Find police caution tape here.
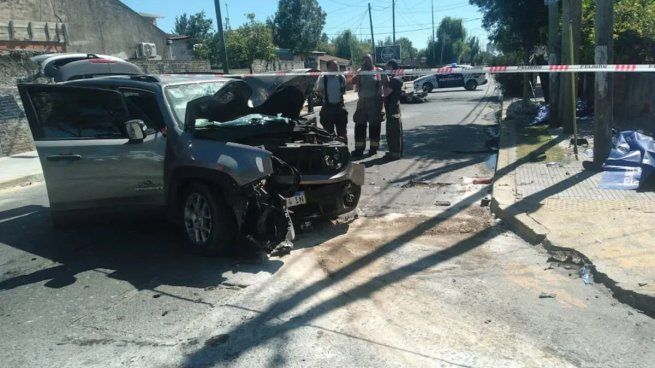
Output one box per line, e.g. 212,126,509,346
216,64,655,78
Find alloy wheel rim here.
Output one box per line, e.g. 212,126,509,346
184,193,212,245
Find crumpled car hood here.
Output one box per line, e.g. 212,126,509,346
184,73,318,129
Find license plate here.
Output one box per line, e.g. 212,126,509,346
286,191,307,208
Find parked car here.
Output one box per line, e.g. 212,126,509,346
18,55,364,255
413,66,487,93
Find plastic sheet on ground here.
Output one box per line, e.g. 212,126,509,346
529,103,550,126
600,131,655,190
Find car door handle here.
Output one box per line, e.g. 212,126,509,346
46,154,82,162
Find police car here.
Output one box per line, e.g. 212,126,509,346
413,64,487,93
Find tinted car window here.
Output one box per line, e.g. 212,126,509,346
30,88,127,140
121,89,165,129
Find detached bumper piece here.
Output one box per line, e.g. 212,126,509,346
237,180,295,256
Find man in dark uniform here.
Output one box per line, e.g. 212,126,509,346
314,60,348,142
352,54,384,157
383,59,404,160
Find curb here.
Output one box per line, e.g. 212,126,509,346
491,99,655,318
0,173,43,191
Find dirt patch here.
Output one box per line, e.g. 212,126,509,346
312,206,495,276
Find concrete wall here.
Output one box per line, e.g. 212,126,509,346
0,0,170,59
0,53,37,156
613,74,655,135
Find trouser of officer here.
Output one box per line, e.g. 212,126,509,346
319,104,348,142
353,97,383,154
385,100,403,158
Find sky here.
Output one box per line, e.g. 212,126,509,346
121,0,490,51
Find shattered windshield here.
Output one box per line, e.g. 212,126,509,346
164,81,226,128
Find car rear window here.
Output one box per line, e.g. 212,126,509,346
29,87,128,140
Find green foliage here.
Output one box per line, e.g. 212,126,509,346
182,12,275,70
396,37,418,60
423,17,469,66
580,0,655,63
490,51,525,96
223,14,276,71
333,30,372,63
459,36,482,64
436,17,468,64
271,0,327,54
173,11,215,55
468,0,548,59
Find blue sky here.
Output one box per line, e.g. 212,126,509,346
121,0,489,50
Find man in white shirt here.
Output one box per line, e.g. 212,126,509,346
315,60,348,142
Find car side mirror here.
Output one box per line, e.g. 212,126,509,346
125,119,146,142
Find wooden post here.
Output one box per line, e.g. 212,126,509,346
557,0,571,128
593,0,614,166
548,0,559,125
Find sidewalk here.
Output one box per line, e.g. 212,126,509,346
0,151,43,190
493,100,655,316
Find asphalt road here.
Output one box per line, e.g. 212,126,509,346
1,83,654,368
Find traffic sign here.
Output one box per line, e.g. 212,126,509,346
375,45,401,63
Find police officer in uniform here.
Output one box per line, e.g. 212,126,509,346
314,60,348,142
352,54,384,157
383,59,403,160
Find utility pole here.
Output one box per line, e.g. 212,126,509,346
392,0,396,45
368,3,375,61
558,0,571,129
547,0,559,125
431,0,435,41
561,0,581,133
593,0,614,167
432,0,436,65
213,0,229,73
224,2,230,30
440,31,446,65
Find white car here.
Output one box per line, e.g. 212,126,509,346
413,66,487,93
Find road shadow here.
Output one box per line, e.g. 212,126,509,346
0,205,345,293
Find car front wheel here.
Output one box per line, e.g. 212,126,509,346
422,82,434,93
465,80,478,91
181,183,236,256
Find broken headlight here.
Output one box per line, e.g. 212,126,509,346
323,149,346,171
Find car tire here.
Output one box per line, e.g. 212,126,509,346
181,183,237,256
422,82,434,93
465,80,478,91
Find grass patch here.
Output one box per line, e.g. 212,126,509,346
515,124,565,163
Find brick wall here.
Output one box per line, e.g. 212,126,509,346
131,60,211,74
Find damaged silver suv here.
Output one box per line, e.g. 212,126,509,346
18,57,364,255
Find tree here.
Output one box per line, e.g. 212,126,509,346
173,11,214,50
434,17,467,65
333,30,371,63
223,14,276,72
580,0,655,64
270,0,327,54
468,0,548,62
396,37,418,61
459,36,481,64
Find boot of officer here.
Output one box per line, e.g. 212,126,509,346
352,54,384,157
383,59,404,161
314,60,348,142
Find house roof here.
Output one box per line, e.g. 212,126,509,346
317,55,350,64
138,12,164,19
